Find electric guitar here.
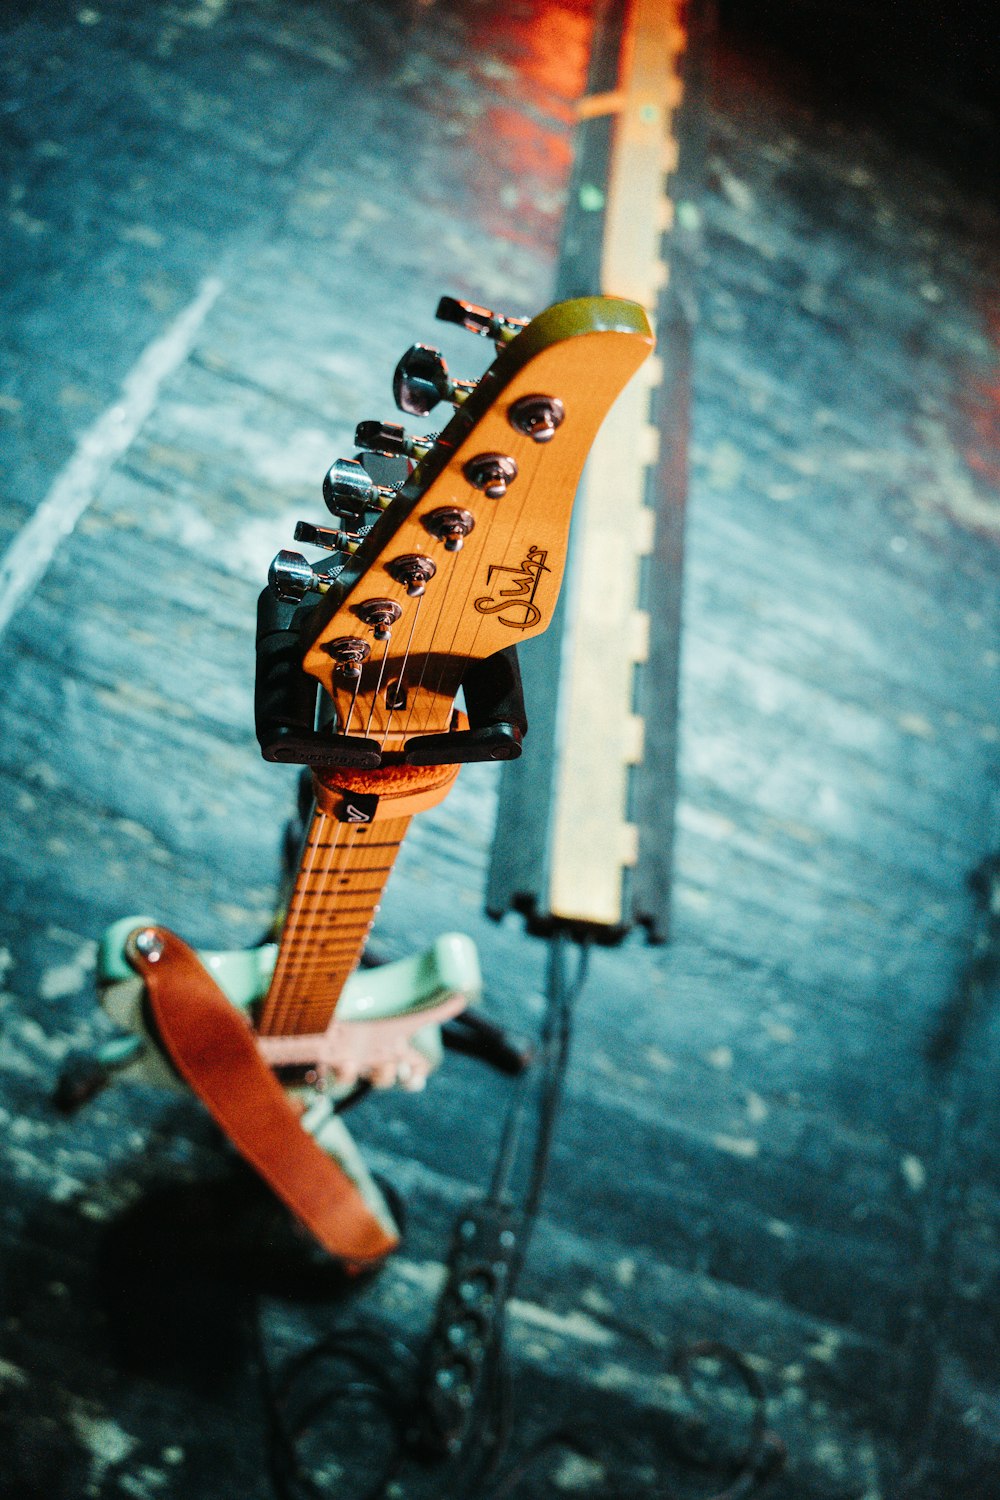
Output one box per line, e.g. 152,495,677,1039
86,294,654,1258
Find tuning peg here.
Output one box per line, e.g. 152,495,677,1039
464,452,518,499
293,521,361,553
322,458,394,520
354,420,436,461
268,549,332,602
385,553,437,597
436,295,528,345
507,393,565,444
392,345,476,418
322,636,371,681
354,598,404,641
423,506,475,552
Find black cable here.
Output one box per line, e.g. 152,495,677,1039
255,1318,416,1500
477,1339,783,1500
488,931,588,1219
668,1341,787,1500
519,932,587,1234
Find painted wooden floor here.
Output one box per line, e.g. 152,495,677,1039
1,3,998,1498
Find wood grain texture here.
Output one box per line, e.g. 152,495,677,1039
259,762,459,1035
301,300,653,748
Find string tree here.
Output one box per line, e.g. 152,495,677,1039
393,344,476,417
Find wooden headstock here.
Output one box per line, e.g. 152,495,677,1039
258,295,654,769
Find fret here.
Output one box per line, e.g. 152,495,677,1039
284,903,383,914
274,956,363,966
277,948,366,959
336,841,402,849
257,796,411,1037
257,762,461,1037
295,876,389,888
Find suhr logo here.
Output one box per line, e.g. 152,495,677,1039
474,546,550,630
336,790,379,825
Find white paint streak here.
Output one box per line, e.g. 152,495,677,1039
0,276,223,642
508,1299,616,1347
551,1452,606,1491
68,1407,139,1487
389,1255,447,1294
713,1133,760,1159
0,1358,28,1387
901,1153,927,1192
38,944,97,1001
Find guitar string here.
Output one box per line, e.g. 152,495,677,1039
276,813,406,1038
379,401,513,746
298,497,431,1018
272,371,546,1033
277,805,379,1037
342,376,518,746
346,337,571,746
283,814,366,1037
266,802,345,1037
394,568,446,742
406,372,554,737
275,398,548,1032
373,521,461,748
380,591,423,751
364,408,483,747
342,674,362,739
418,441,541,735
395,493,486,745
313,819,406,1033
356,476,537,1003
364,633,393,739
276,813,358,1038
312,820,374,1027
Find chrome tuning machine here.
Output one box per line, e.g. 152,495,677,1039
354,420,436,462
436,295,528,346
393,344,476,418
322,457,395,521
268,549,332,603
293,521,360,553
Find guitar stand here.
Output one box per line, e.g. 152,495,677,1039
255,583,528,771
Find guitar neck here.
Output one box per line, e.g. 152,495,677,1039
257,761,460,1037
255,293,654,1037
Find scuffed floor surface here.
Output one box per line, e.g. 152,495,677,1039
1,3,999,1498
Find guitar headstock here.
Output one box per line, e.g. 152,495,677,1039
256,294,654,771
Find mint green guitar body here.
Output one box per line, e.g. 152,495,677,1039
93,916,482,1234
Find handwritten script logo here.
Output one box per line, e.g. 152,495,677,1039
474,546,550,630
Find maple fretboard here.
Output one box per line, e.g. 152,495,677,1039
257,762,461,1037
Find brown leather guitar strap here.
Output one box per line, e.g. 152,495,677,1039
126,925,399,1269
